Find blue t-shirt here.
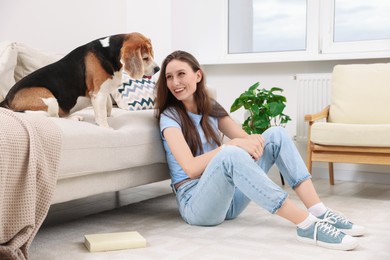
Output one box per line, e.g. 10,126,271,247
159,108,219,185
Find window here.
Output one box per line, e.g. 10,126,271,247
321,0,390,54
334,0,390,42
226,0,390,63
228,0,307,54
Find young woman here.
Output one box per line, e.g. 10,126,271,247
155,50,364,251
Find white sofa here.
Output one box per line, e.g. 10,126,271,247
0,41,170,204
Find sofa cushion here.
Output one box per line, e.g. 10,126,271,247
14,42,62,81
329,63,390,124
0,42,17,101
50,107,166,179
0,42,63,101
111,73,156,111
311,122,390,147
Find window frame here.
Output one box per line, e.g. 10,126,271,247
217,0,390,65
320,0,390,55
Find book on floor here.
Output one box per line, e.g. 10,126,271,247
84,231,146,252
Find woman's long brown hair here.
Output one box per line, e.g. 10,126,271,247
155,50,228,156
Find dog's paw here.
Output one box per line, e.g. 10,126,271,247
68,115,84,121
97,123,113,130
95,120,112,129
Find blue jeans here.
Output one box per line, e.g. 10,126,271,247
175,126,311,226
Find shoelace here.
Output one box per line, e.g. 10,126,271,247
313,217,341,243
324,210,349,225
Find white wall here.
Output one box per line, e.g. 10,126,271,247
171,0,226,63
0,0,171,63
125,0,171,66
0,0,127,53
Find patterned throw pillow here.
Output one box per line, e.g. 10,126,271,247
112,75,156,111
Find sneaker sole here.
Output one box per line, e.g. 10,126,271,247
297,236,358,251
339,228,365,237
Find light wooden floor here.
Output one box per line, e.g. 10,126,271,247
32,173,390,260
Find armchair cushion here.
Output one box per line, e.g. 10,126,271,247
311,122,390,147
329,63,390,124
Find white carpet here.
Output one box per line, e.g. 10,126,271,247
30,179,390,260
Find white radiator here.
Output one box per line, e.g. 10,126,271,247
295,73,332,142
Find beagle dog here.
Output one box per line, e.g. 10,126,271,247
0,32,160,127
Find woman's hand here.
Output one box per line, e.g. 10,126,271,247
245,134,265,160
227,134,265,161
218,116,265,160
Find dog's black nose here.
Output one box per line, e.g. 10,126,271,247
154,66,160,74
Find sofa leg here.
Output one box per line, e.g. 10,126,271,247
329,162,334,185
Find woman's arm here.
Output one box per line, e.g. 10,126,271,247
218,115,248,139
163,127,223,179
163,115,265,179
219,115,265,160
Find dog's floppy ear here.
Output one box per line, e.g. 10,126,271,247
121,44,144,79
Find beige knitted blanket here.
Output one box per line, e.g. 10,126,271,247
0,108,62,260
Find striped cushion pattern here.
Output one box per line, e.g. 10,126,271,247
114,78,155,111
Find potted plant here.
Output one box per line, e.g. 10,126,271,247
230,82,291,134
230,82,291,185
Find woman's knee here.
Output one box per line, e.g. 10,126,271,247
217,145,253,168
264,126,286,138
219,145,248,159
263,126,290,146
187,214,225,226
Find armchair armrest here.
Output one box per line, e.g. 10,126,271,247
305,105,330,173
304,105,330,123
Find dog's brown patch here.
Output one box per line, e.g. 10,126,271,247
10,87,54,111
84,52,111,96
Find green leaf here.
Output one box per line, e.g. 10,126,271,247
252,114,269,127
280,114,292,124
269,87,284,93
230,97,246,112
230,81,291,132
269,102,285,117
248,82,260,93
250,104,260,115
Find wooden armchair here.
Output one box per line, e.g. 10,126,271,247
305,63,390,185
